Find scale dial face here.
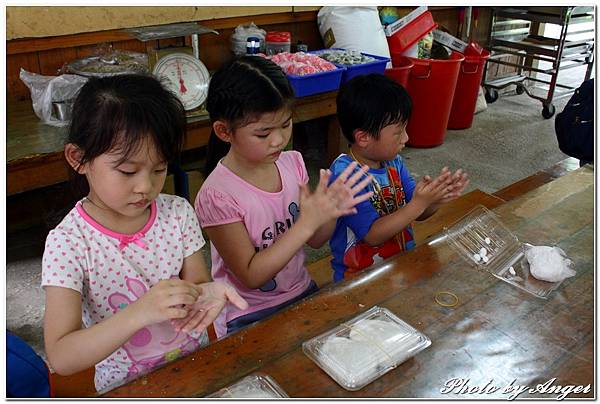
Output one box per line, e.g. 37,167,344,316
153,52,209,111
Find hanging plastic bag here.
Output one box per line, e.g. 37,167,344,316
231,22,267,56
317,7,391,66
19,68,88,127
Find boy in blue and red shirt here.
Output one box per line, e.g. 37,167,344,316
329,74,470,281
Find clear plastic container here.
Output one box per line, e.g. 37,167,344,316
265,31,291,55
444,205,565,299
206,374,289,398
302,306,431,391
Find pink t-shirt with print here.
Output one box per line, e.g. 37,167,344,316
41,194,207,392
195,151,312,338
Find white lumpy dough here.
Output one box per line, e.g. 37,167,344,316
319,319,418,385
227,386,279,398
320,336,383,383
525,245,575,282
349,319,414,354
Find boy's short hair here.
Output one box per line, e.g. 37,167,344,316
337,74,412,144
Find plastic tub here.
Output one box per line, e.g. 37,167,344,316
444,205,566,299
447,49,491,129
303,306,431,391
311,48,390,84
286,66,345,97
384,56,413,88
207,374,289,398
405,51,464,147
386,11,437,54
266,31,291,55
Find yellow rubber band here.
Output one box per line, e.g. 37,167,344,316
434,291,459,307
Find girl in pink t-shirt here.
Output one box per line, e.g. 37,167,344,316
42,75,247,392
195,56,373,338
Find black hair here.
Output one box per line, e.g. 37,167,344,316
67,74,186,197
204,56,294,176
337,74,412,144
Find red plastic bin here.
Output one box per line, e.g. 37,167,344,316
405,52,465,148
384,56,413,88
386,11,437,54
447,49,491,129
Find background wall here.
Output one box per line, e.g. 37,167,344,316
7,6,320,40
7,6,492,101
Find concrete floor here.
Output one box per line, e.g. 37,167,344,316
6,67,589,363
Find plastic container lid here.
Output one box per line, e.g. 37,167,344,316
266,31,291,43
302,306,431,391
444,205,565,299
206,374,289,398
445,205,521,271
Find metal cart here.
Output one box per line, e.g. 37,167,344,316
483,6,594,119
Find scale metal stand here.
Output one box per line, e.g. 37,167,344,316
125,22,219,199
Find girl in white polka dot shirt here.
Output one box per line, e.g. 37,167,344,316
41,75,247,392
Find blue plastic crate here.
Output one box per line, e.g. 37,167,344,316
310,48,390,84
286,66,345,98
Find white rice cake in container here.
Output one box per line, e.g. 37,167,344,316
207,374,289,398
302,306,431,391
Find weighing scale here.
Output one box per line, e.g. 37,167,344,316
126,22,218,116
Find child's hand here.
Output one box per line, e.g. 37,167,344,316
171,281,248,333
298,162,373,231
326,162,374,213
413,168,454,208
131,279,200,327
423,167,470,205
440,168,469,203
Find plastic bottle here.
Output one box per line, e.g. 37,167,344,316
246,36,261,55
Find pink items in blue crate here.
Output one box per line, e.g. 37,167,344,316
311,48,390,84
267,51,337,75
264,52,344,97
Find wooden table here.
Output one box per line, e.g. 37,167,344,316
7,91,339,196
103,166,593,399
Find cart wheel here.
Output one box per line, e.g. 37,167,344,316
485,88,499,103
542,104,556,119
515,84,525,95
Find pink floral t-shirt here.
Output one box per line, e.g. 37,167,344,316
41,194,207,392
195,151,312,338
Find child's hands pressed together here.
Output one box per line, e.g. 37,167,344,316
298,162,373,231
421,167,470,205
172,282,248,333
413,168,454,208
439,168,469,203
130,279,201,327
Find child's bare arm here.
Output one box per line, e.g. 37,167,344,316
204,164,372,288
363,171,453,246
44,280,200,375
204,220,315,289
180,250,212,284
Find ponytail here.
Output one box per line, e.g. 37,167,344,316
204,56,294,175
